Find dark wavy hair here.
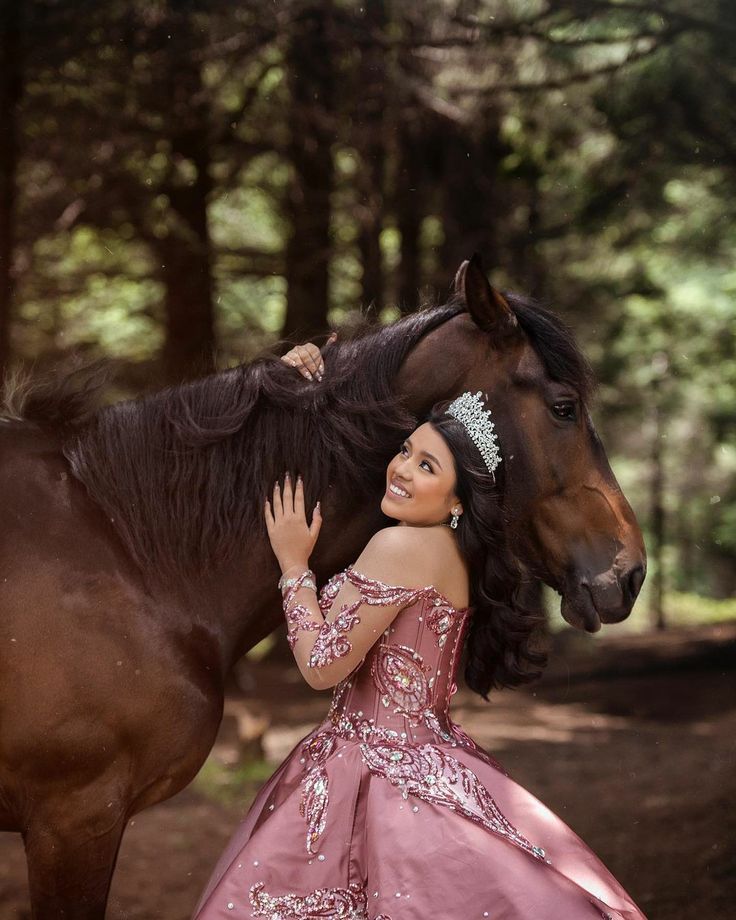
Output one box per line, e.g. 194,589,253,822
424,400,549,700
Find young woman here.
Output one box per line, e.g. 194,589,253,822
191,346,647,920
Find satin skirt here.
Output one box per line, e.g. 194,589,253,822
191,718,647,920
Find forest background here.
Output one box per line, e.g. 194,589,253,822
3,0,735,628
0,2,735,918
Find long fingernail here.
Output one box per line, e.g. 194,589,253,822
306,371,313,380
319,364,324,374
285,471,290,480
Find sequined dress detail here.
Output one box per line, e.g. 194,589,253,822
192,566,647,920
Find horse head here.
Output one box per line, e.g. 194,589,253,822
399,255,646,633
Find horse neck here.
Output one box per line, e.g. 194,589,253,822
162,542,282,680
394,311,477,413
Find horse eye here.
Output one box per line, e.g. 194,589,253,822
552,402,576,420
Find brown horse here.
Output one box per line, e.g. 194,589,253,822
0,256,645,918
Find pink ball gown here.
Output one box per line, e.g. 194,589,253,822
192,566,648,920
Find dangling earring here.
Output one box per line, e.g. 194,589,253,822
450,508,460,529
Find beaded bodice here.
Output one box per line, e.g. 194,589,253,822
319,565,472,746
295,566,538,865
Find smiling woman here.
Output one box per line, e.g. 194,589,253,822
382,424,464,531
192,351,647,919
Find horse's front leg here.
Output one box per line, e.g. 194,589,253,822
23,787,128,920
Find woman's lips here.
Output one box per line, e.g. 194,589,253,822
386,480,411,500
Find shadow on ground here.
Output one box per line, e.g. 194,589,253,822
0,623,733,919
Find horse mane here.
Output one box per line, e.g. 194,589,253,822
60,303,466,582
0,358,112,427
2,291,595,584
505,292,596,405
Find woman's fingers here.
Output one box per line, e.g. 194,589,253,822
309,501,322,539
294,474,306,519
283,337,336,381
281,346,311,380
301,344,322,378
264,498,274,531
293,346,313,380
282,472,294,514
284,344,319,381
272,480,283,517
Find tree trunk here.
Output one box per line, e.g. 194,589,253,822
395,126,422,314
158,0,216,382
158,223,215,383
525,178,546,299
282,2,336,340
508,169,546,299
439,113,506,281
649,379,666,629
0,0,23,375
356,0,386,314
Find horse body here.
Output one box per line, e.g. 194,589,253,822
0,421,227,909
0,258,646,917
0,419,400,916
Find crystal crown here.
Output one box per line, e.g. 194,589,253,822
445,391,502,481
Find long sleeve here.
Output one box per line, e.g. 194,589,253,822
282,566,429,690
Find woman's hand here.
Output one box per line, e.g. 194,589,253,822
281,332,337,381
264,473,322,573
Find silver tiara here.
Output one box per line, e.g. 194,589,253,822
445,391,502,482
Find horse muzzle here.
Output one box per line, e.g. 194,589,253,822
560,561,647,633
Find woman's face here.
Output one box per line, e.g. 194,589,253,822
381,422,463,526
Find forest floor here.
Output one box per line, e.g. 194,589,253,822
0,621,734,920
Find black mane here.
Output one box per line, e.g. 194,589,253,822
506,292,595,404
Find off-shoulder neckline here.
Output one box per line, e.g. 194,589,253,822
344,564,470,614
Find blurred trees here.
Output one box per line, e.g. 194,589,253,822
0,0,734,612
0,0,23,372
283,0,336,338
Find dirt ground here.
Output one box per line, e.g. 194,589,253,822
0,622,734,920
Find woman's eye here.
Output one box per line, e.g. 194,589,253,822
421,460,433,473
552,402,576,420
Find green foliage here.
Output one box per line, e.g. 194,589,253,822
4,0,734,615
664,592,736,627
15,227,162,362
193,753,274,807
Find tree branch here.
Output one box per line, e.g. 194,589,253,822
449,36,667,94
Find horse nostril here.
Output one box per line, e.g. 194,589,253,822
627,564,646,600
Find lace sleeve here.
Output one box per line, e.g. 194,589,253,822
308,566,433,672
342,566,430,607
286,559,445,690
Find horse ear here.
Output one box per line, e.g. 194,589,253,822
452,260,469,297
461,253,518,336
